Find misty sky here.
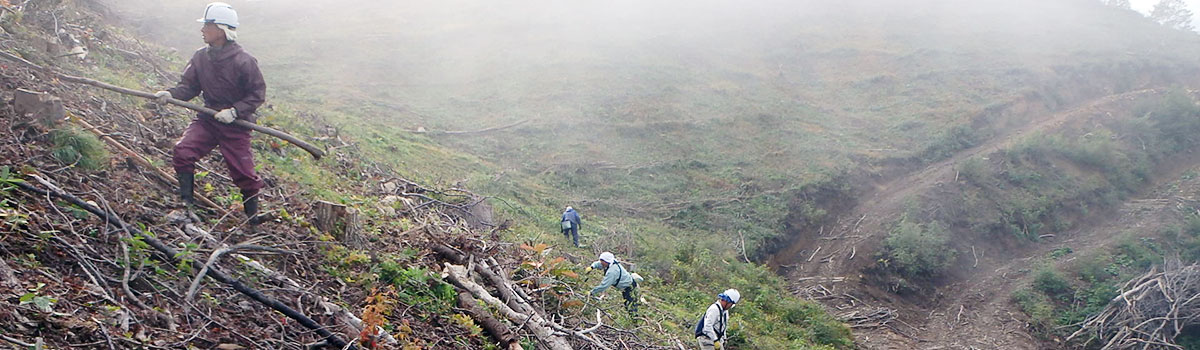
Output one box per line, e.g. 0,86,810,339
1130,0,1200,26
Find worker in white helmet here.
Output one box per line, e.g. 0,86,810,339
588,251,643,313
155,2,267,229
694,289,739,350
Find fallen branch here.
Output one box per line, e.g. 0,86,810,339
456,292,522,350
432,244,526,312
0,334,36,348
1067,259,1200,349
0,50,325,159
15,174,353,349
409,119,528,135
442,263,572,350
186,243,290,302
840,307,897,329
547,309,615,350
178,223,391,346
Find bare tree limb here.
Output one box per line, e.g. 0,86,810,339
186,243,291,302
14,174,354,349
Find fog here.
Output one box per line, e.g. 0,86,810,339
105,0,1192,134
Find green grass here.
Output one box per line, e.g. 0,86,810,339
79,0,1200,347
49,125,109,171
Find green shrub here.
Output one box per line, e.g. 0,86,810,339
49,126,108,171
957,157,991,185
1183,214,1200,262
1012,288,1056,336
375,259,457,315
1032,267,1071,298
881,220,957,278
1144,89,1200,151
920,124,980,163
1179,327,1200,350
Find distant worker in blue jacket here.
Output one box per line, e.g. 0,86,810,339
588,252,643,313
561,206,582,247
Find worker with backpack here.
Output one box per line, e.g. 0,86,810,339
695,289,739,350
588,252,643,313
561,206,582,247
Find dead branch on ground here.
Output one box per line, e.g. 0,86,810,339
14,174,355,349
1066,258,1200,350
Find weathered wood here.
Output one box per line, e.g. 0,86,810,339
0,51,325,159
442,263,573,350
0,258,20,291
12,88,64,126
407,119,528,135
457,292,522,350
314,200,364,248
15,174,354,349
1067,259,1200,349
431,244,526,313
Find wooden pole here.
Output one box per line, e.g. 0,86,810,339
0,51,325,160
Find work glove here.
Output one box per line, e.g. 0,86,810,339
214,108,237,124
714,340,722,349
585,266,593,272
153,91,171,104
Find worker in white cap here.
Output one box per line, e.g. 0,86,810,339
694,289,739,350
588,252,643,313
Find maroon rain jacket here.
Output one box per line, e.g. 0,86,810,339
168,42,266,123
168,42,267,195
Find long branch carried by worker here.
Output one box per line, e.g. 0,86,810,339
0,49,324,160
0,3,328,230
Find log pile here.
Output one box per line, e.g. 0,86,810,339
432,242,625,350
1067,259,1200,350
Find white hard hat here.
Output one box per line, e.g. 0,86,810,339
197,2,239,28
598,252,615,263
720,289,740,304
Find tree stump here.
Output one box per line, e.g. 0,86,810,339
12,88,65,127
464,197,495,230
314,200,364,248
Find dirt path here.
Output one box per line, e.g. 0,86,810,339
770,88,1200,349
904,152,1200,350
774,88,1160,277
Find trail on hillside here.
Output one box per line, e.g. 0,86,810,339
774,88,1159,276
771,88,1200,349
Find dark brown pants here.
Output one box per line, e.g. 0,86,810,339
173,119,263,197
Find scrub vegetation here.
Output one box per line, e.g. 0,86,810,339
4,0,1200,348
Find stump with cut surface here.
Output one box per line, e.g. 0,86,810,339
12,88,64,126
314,200,364,248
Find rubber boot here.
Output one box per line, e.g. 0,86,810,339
177,172,199,222
244,195,261,230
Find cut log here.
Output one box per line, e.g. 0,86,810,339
457,292,522,350
12,88,64,126
314,200,364,248
431,244,528,313
442,263,572,350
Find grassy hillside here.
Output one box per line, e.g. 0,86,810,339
100,0,1200,348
